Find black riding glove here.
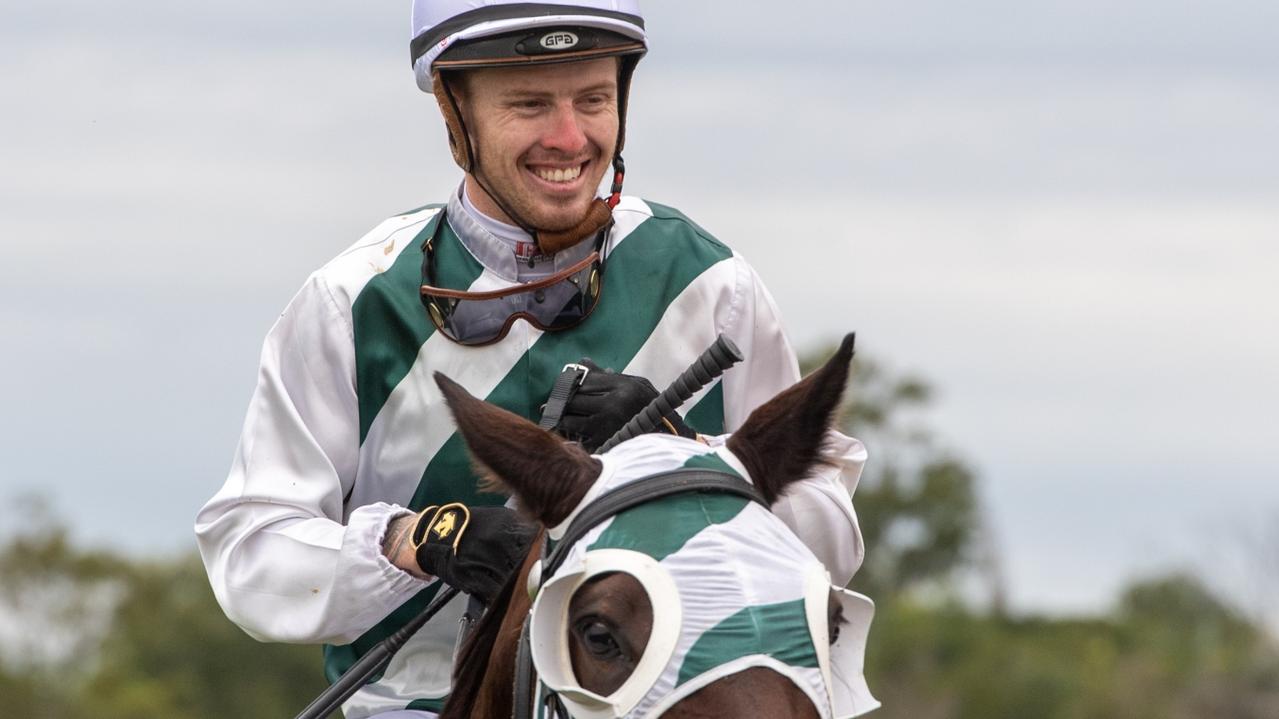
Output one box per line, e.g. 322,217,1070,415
411,504,535,605
553,358,696,452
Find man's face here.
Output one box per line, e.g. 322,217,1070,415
456,57,620,232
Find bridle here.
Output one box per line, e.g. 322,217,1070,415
512,468,768,719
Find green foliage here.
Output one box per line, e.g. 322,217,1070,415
800,346,984,599
864,578,1279,719
0,518,327,719
1116,574,1270,681
82,557,327,719
0,669,80,719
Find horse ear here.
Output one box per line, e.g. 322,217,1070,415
727,333,855,505
434,372,602,526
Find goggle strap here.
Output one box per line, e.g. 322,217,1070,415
538,364,591,431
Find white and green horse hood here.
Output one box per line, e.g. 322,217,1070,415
527,434,879,718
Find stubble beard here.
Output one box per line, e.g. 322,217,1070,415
507,184,593,232
474,150,608,233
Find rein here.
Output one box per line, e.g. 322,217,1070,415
512,468,768,719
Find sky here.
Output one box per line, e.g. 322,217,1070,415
1,1,1277,619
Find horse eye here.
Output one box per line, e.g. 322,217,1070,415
576,620,622,660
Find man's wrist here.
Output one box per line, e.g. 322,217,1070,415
382,514,430,580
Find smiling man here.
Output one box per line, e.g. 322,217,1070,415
195,2,872,718
455,58,620,232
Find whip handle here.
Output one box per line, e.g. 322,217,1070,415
598,334,743,453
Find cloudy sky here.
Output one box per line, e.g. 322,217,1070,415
2,1,1276,618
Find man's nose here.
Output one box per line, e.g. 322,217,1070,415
541,101,588,155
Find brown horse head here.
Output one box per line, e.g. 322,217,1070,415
436,334,873,718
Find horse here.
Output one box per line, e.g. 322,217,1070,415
432,335,877,718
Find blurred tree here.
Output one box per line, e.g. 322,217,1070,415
0,508,328,719
1116,572,1279,714
0,496,130,672
865,574,1279,719
82,554,328,719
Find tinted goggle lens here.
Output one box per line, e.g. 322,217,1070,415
420,251,603,346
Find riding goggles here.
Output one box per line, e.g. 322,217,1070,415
419,212,606,346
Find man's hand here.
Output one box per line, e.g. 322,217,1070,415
553,359,696,452
383,504,534,604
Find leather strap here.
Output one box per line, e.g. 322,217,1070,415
538,363,591,431
544,691,568,718
512,616,536,719
544,469,766,580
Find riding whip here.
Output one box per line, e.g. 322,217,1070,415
293,585,461,719
597,334,743,453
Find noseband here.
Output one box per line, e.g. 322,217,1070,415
512,468,768,719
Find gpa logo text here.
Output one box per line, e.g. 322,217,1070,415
540,31,579,50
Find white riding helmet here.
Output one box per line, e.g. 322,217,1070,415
410,1,648,252
411,0,647,92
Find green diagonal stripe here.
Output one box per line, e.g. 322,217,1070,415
683,380,725,436
588,492,749,561
677,599,820,686
586,453,744,560
680,451,741,477
353,209,485,443
405,697,448,712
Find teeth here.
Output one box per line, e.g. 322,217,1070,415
536,166,581,183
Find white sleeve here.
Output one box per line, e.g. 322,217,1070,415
716,255,868,585
195,273,428,645
768,431,867,585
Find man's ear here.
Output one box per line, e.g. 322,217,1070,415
727,334,855,505
434,372,601,526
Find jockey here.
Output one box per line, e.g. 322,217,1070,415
195,2,870,717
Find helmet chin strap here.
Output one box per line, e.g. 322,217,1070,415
433,70,627,256
470,157,622,257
